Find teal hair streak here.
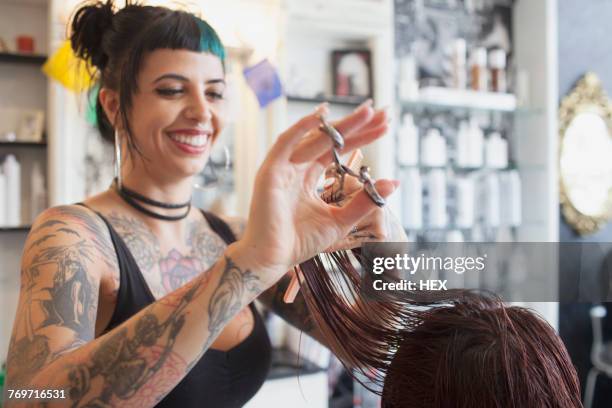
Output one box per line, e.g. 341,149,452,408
195,17,226,62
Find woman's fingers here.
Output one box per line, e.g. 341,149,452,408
316,122,388,166
269,104,329,163
302,119,388,188
331,179,398,231
289,101,377,164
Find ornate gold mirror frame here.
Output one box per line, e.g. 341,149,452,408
559,72,612,235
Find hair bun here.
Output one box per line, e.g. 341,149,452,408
70,0,115,69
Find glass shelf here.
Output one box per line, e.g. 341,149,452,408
0,52,47,65
396,163,526,172
399,87,541,116
286,94,368,107
0,141,47,148
401,100,542,116
0,225,31,232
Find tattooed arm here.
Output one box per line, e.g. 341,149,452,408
221,215,326,345
5,206,277,408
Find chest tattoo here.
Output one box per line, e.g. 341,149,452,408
107,212,227,296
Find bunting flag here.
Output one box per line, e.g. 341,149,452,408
42,40,95,92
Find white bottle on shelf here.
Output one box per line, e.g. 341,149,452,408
3,154,21,227
456,175,475,229
402,168,423,230
446,229,465,242
30,162,46,221
452,38,467,89
399,54,419,100
467,118,484,167
485,132,508,169
484,172,500,228
422,128,447,167
0,168,6,226
470,47,488,92
427,169,447,228
398,113,419,166
489,48,507,93
456,120,470,168
500,170,522,226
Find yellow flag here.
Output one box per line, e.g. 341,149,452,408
42,40,96,92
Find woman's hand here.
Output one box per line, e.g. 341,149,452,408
321,173,408,252
238,101,397,287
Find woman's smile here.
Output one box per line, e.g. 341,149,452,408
166,128,212,155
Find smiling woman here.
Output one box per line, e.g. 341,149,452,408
4,1,399,407
118,50,226,182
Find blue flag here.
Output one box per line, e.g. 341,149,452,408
243,59,283,108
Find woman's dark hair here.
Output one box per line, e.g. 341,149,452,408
69,0,225,151
297,253,582,407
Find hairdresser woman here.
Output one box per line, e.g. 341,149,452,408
5,2,402,408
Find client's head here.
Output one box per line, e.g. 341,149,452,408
381,294,581,408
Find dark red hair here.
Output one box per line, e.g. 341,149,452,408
297,252,582,408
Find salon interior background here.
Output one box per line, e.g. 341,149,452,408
0,0,612,407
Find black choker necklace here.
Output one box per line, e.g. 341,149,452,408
114,180,191,221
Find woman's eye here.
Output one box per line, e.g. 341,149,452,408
156,88,184,96
206,91,224,100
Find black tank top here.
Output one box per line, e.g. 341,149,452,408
81,204,272,407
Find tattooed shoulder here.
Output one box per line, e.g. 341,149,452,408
29,205,118,271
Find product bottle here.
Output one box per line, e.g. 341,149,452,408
485,132,508,169
402,168,423,230
484,172,500,228
489,48,507,93
456,121,470,168
456,175,475,228
500,169,522,226
422,128,447,167
467,118,484,167
3,154,21,226
470,47,488,92
399,54,419,100
0,168,6,226
427,169,447,228
452,38,467,89
398,113,419,166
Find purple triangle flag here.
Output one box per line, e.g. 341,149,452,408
243,59,283,108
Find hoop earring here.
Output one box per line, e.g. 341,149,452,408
114,130,122,190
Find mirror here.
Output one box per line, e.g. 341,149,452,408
560,72,612,235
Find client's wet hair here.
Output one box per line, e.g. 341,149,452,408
297,252,582,408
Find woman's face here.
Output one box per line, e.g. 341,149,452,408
127,48,226,180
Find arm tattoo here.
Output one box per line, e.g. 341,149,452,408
66,282,199,406
65,256,259,406
8,215,105,388
204,256,261,350
184,256,261,371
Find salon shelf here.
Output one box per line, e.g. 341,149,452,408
0,52,47,65
400,87,541,115
286,94,369,107
397,163,528,172
0,141,47,148
0,225,31,232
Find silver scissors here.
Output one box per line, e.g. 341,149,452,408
318,115,385,207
